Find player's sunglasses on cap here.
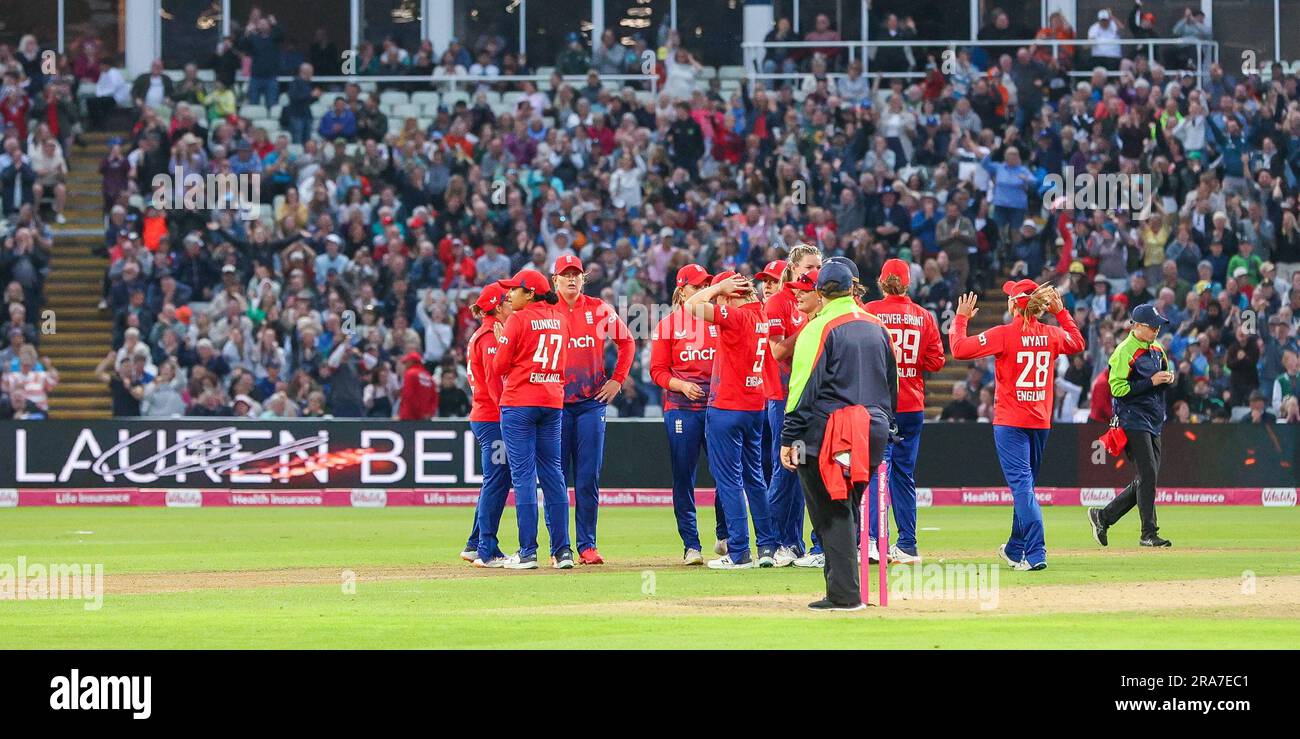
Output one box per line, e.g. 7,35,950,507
788,268,819,292
475,282,508,312
676,263,710,287
880,258,910,286
756,260,787,282
502,269,552,294
1002,278,1040,309
552,255,584,275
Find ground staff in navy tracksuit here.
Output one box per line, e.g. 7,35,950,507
551,255,635,565
1090,304,1174,548
685,271,779,569
463,283,512,567
492,269,574,570
650,264,728,563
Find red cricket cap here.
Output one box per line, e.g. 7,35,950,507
710,270,738,286
475,282,508,313
676,263,710,288
501,269,552,294
552,255,584,275
401,351,423,364
1003,279,1040,309
788,268,819,292
880,258,910,286
756,259,787,282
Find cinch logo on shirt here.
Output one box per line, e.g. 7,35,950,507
679,347,715,363
570,335,596,349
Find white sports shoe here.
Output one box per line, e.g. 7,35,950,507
706,554,756,570
458,548,477,563
997,544,1032,571
772,546,798,567
682,549,703,566
503,553,539,570
792,552,825,568
713,539,728,556
867,538,880,563
473,556,508,569
889,545,921,564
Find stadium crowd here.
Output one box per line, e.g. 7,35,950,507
1,3,1299,424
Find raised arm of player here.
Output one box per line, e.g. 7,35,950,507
949,292,1002,360
1047,290,1087,356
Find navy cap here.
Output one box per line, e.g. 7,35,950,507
1131,304,1169,327
816,262,855,293
824,256,859,280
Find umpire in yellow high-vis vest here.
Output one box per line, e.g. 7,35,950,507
1089,304,1174,549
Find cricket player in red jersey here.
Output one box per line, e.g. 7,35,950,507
865,258,946,564
752,258,787,482
949,279,1086,571
552,255,635,564
650,263,728,564
462,282,513,567
762,245,822,566
684,271,779,569
492,269,574,570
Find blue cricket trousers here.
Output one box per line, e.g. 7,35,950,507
469,420,510,562
868,410,925,551
665,409,728,551
500,406,571,559
561,397,606,553
993,425,1050,566
766,399,810,554
705,407,777,561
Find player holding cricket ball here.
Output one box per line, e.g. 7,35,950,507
493,269,574,570
949,280,1086,571
866,258,946,564
552,255,635,565
650,264,729,564
685,271,780,569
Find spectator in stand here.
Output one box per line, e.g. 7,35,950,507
238,12,284,108
940,381,979,421
1086,9,1124,71
438,368,471,417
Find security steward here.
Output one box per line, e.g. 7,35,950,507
780,263,897,611
1090,304,1174,548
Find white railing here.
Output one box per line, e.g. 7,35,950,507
742,37,1220,89
234,72,659,99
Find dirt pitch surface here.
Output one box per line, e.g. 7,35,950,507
75,558,1300,619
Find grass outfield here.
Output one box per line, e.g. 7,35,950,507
0,505,1297,649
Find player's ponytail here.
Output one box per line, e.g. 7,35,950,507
537,290,560,305
879,274,907,296
671,286,684,305
781,243,822,285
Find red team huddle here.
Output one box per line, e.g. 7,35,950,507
458,247,1086,575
